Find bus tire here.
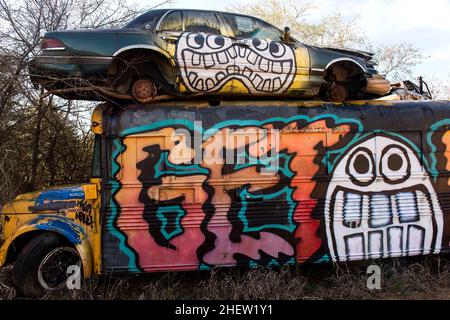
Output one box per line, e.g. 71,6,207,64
13,232,82,297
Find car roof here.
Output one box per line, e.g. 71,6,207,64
141,8,283,32
143,8,272,23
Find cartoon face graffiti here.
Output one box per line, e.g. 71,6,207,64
324,134,444,262
176,33,296,94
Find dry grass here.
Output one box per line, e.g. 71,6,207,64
2,255,450,300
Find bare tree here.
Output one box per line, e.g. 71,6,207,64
228,0,315,33
227,0,367,48
0,0,171,201
373,43,425,81
425,75,450,100
227,0,425,81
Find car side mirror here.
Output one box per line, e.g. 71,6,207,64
418,76,433,100
283,26,291,42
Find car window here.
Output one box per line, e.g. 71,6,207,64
184,11,222,34
223,14,283,41
159,11,183,31
123,9,166,29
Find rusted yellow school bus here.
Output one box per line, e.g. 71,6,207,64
1,99,450,296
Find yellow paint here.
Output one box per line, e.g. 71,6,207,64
77,238,94,278
165,46,176,59
0,181,103,277
178,82,188,93
294,46,310,68
89,178,102,274
176,44,312,95
222,80,237,93
231,80,250,94
91,106,103,134
286,46,311,93
179,79,236,94
289,74,310,92
83,184,98,200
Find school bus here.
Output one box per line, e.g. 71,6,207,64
1,99,450,297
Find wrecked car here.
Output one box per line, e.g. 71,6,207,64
30,9,390,103
378,77,433,101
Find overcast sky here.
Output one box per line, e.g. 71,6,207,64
154,0,450,80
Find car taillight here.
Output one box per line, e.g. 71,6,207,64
40,38,66,51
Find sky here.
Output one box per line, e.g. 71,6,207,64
150,0,450,80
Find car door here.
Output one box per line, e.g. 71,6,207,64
221,13,310,96
175,10,236,94
156,10,184,59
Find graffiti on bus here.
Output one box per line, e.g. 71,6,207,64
324,133,443,261
108,114,448,271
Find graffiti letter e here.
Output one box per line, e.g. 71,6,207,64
366,265,381,290
66,265,81,290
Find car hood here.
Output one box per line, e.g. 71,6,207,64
321,47,374,61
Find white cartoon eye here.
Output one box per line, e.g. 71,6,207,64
268,41,286,58
380,145,410,183
252,38,268,51
186,33,205,49
346,147,375,186
206,35,226,49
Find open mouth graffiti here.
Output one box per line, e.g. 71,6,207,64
329,185,440,260
324,134,444,262
176,33,296,94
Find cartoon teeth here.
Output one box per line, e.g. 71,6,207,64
177,33,296,94
324,135,444,262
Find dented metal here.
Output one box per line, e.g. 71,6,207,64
0,182,101,277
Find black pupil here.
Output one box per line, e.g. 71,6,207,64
252,38,261,47
194,34,204,46
269,41,279,54
388,154,403,171
215,36,224,46
354,154,370,174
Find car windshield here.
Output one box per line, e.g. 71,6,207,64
123,9,166,29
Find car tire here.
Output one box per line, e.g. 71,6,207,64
131,79,158,104
13,232,82,298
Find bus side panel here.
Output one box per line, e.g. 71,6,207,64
101,102,450,272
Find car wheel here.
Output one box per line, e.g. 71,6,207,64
131,79,157,104
13,233,82,298
326,83,347,102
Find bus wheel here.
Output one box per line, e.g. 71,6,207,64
13,233,82,297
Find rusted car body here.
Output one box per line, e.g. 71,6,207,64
29,9,390,103
379,78,433,101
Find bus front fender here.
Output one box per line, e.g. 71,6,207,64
0,215,94,278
